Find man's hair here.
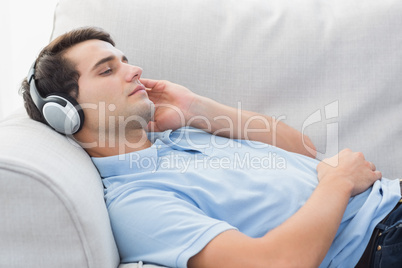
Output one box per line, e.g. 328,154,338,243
20,27,115,124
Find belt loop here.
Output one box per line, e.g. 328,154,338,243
399,179,402,201
376,223,387,232
399,179,402,194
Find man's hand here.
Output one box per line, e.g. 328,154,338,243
141,79,198,132
317,148,382,196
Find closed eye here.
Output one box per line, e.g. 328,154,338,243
100,68,112,75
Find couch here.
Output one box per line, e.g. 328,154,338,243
1,0,401,267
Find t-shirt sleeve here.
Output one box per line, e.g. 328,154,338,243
106,188,236,268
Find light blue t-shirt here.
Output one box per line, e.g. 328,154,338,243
92,127,401,268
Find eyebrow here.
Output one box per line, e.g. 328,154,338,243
91,55,129,71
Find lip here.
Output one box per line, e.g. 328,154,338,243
128,84,146,96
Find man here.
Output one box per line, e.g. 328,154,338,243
21,27,401,267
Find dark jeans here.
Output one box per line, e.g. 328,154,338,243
372,200,402,267
356,180,402,268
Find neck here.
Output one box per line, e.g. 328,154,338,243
74,127,152,157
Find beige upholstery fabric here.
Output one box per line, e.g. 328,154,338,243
51,0,402,178
0,111,119,268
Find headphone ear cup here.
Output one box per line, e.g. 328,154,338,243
42,94,85,135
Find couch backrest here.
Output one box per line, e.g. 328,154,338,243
51,0,402,179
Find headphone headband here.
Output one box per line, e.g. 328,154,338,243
28,62,46,110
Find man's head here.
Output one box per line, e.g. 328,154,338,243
64,37,153,139
21,27,154,156
21,27,115,128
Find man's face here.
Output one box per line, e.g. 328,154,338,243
65,39,154,135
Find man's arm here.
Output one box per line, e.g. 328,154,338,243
188,149,382,267
189,96,316,158
141,79,316,158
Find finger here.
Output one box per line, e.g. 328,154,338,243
368,161,376,171
373,170,382,180
145,121,153,132
140,78,159,89
146,121,161,132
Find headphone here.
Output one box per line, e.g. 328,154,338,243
27,62,85,135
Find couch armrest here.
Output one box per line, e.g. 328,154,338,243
0,111,119,268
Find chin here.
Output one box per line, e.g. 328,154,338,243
124,102,154,130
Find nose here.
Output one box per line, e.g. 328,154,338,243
125,64,143,82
